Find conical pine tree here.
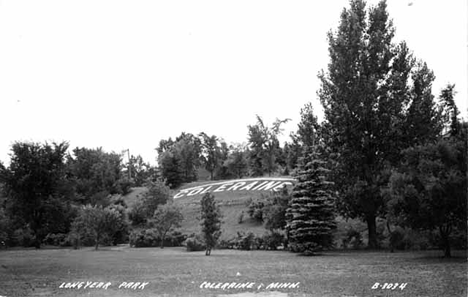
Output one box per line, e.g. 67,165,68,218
286,146,336,255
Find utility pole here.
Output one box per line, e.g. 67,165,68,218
123,149,131,180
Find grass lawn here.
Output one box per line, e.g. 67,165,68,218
0,247,466,297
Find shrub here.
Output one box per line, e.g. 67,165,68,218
13,228,35,247
262,232,285,250
218,238,237,249
289,242,322,255
129,229,186,248
167,231,187,247
236,231,255,250
253,236,264,250
389,228,405,251
247,201,265,222
43,233,69,246
128,201,147,226
115,178,133,195
387,228,432,251
428,229,467,251
341,229,363,250
450,228,467,249
184,234,206,252
129,229,159,247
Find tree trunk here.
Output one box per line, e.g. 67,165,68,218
34,238,41,249
95,234,99,250
160,237,165,249
386,220,394,253
439,225,452,258
366,215,379,249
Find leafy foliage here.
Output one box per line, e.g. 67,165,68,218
125,154,159,186
129,229,186,248
199,133,223,180
223,143,249,179
385,135,467,257
247,200,266,222
67,147,128,203
149,203,183,248
127,200,147,226
141,180,172,220
0,141,71,248
247,115,290,176
263,186,291,231
71,204,125,250
157,133,201,187
158,150,183,188
184,234,206,252
318,0,444,248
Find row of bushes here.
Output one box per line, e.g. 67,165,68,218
339,226,467,251
182,231,287,252
218,231,286,250
7,225,466,252
129,229,187,248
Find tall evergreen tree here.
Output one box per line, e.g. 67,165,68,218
286,103,321,172
200,193,222,256
286,147,336,255
297,103,320,148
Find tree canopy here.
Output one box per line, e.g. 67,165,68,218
318,0,445,248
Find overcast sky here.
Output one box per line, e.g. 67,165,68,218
0,0,466,165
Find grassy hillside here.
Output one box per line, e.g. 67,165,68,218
122,178,368,245
174,189,269,239
122,187,148,209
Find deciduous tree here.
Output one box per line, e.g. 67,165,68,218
150,203,183,248
0,141,70,248
224,143,249,179
385,134,467,257
199,133,222,180
141,180,173,219
71,204,122,250
318,0,442,248
67,147,127,203
247,115,290,176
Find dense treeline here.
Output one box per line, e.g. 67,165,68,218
0,0,466,257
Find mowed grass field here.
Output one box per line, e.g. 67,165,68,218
0,247,466,297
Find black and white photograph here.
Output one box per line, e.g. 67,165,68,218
0,0,466,296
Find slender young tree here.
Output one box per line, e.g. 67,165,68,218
286,146,336,255
200,193,222,256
